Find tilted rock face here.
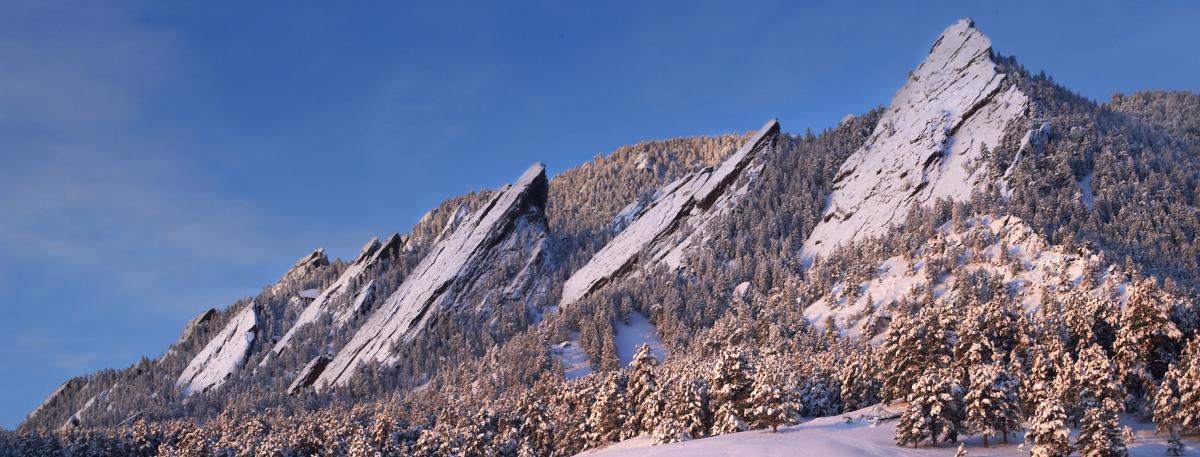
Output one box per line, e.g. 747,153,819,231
559,119,780,307
287,355,332,395
315,163,550,389
267,234,403,362
176,304,259,397
800,19,1029,262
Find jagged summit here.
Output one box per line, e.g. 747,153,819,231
800,18,1029,262
314,163,550,389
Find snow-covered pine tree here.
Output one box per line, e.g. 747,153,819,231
964,358,1022,446
1076,397,1129,457
1154,361,1184,435
1077,343,1122,411
880,306,957,401
1053,349,1083,427
839,354,880,411
627,343,663,435
1174,335,1200,434
585,373,629,447
895,369,965,448
516,400,554,456
1026,398,1070,457
747,363,798,432
1114,278,1182,410
678,376,711,440
710,347,754,435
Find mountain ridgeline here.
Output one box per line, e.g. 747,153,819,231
9,18,1200,457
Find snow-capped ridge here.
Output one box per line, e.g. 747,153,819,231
267,233,404,361
315,163,550,389
560,119,780,307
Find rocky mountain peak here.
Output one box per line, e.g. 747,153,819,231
800,18,1029,262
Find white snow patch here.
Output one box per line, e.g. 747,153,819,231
553,334,593,380
1078,173,1095,209
614,312,666,367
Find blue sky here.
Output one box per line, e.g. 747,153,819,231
1,1,1197,428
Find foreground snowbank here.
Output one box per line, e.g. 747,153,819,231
582,404,1197,456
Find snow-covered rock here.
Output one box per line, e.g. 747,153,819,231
316,163,551,389
560,119,780,307
268,234,403,361
177,308,217,346
287,355,331,395
271,248,329,293
801,19,1029,262
176,304,259,397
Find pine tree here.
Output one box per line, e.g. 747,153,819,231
1166,335,1200,435
627,344,663,435
955,443,968,457
964,359,1022,447
839,355,880,411
710,347,753,435
1154,361,1184,435
1076,398,1128,457
879,307,957,401
747,366,798,432
895,369,965,448
1113,279,1182,409
586,373,629,447
1026,399,1070,457
516,400,554,456
677,376,711,440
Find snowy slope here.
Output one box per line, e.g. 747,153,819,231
803,215,1127,340
801,19,1029,262
315,163,550,389
560,119,780,307
582,404,1198,457
175,304,258,397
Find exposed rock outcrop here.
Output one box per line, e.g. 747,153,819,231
271,248,329,293
176,304,259,397
800,19,1029,262
316,163,550,389
559,119,780,307
267,234,404,362
287,355,332,395
177,309,217,346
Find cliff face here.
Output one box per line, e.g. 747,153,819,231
315,163,551,389
559,119,780,307
801,19,1029,262
175,304,258,397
